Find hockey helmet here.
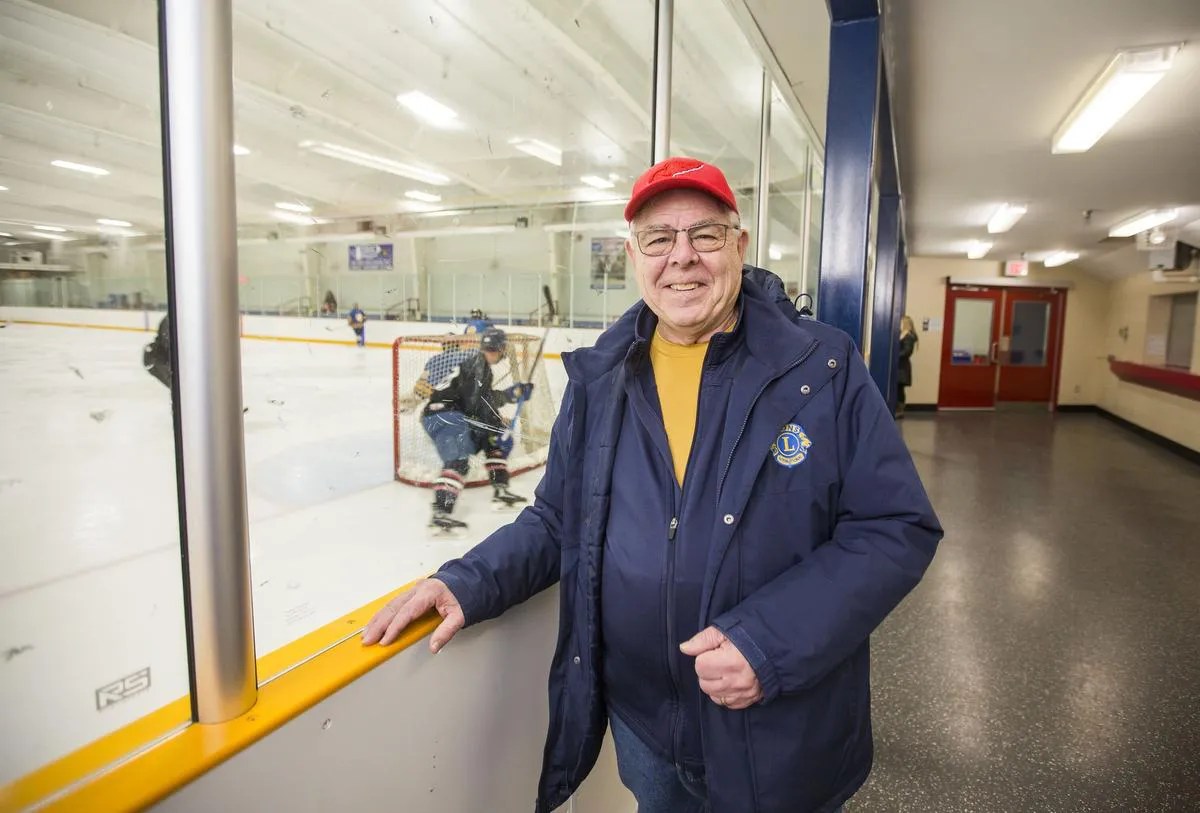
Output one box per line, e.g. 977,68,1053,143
480,327,507,352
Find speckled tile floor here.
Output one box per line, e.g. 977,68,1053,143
847,412,1200,813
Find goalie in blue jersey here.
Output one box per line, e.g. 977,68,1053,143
405,328,534,531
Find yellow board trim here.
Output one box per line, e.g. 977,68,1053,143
5,318,563,358
0,580,438,813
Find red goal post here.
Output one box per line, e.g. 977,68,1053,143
392,332,555,488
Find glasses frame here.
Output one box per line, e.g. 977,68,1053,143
634,222,741,257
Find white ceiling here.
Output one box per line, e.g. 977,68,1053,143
881,0,1200,277
1,0,817,249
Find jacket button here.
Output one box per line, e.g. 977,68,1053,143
723,514,735,525
800,384,811,395
573,655,581,665
827,358,838,369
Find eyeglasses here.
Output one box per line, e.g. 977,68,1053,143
634,223,740,257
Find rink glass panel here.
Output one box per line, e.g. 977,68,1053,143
0,0,192,789
228,0,654,682
767,84,815,302
669,0,766,237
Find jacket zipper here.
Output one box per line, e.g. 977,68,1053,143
715,342,820,505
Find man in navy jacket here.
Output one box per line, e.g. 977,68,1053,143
364,157,942,812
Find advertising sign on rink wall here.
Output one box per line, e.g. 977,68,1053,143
348,243,393,270
590,237,626,290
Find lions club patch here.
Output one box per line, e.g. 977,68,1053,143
771,423,812,467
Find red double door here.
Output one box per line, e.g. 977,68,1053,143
938,285,1065,409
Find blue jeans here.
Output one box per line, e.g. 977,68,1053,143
609,711,847,813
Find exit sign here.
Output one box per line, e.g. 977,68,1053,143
1004,260,1029,277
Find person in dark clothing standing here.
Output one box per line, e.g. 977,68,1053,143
142,315,171,389
896,314,918,418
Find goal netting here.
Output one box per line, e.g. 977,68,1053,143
392,332,555,487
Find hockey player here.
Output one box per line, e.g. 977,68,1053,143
417,327,534,531
463,308,493,335
347,302,367,347
143,315,172,389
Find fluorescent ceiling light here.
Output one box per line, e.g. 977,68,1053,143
768,245,784,261
966,240,992,259
34,225,67,232
0,232,12,237
1042,251,1080,267
987,203,1027,234
299,141,451,186
1052,44,1181,154
400,201,442,213
98,226,145,238
1108,208,1178,237
51,159,110,176
97,218,132,227
580,175,615,190
275,201,312,213
397,91,459,128
273,211,330,226
24,231,72,241
0,185,8,191
405,190,441,203
510,138,562,167
233,144,251,156
5,241,19,246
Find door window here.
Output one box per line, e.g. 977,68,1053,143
1009,301,1050,366
951,299,994,365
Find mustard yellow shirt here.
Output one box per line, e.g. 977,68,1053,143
649,332,710,486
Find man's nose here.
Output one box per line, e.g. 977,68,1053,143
668,231,699,265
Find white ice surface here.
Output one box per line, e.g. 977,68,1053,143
0,323,547,782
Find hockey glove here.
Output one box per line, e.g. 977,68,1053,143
504,382,535,403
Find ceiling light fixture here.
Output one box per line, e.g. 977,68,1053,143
404,190,442,203
24,231,73,241
273,211,330,226
580,175,615,190
966,240,992,259
399,201,442,213
275,202,312,213
768,245,784,261
0,232,12,237
1052,44,1182,154
542,220,628,233
98,227,145,238
51,159,110,176
299,141,451,186
0,185,8,191
97,218,133,227
233,144,251,156
1108,208,1178,237
987,203,1028,234
1043,251,1080,267
33,225,67,232
396,91,459,128
510,138,563,167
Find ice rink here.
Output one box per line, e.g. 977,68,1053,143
0,321,554,782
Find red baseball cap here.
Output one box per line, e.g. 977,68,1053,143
624,156,739,222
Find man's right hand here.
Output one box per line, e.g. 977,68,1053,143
361,578,465,653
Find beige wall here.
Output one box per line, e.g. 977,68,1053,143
1099,253,1200,452
902,257,1111,406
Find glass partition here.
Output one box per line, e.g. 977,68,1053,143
0,0,189,789
766,85,812,298
671,0,765,236
226,0,654,678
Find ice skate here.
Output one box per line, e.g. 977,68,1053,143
491,485,527,511
430,509,468,536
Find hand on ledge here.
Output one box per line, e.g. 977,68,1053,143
362,578,464,653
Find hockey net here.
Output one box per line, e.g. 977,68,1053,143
392,332,555,488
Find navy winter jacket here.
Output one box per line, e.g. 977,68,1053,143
435,266,943,812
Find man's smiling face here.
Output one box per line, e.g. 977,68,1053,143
626,188,749,345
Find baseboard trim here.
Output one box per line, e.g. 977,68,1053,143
1054,404,1097,414
1095,407,1200,466
905,403,938,412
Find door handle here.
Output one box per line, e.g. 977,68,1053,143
990,341,999,364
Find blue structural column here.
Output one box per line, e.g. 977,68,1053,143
869,69,902,406
817,0,880,349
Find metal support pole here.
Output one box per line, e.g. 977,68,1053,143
162,0,255,723
754,70,772,266
651,0,673,163
818,0,881,348
798,146,813,299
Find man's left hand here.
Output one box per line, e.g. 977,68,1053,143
679,626,762,710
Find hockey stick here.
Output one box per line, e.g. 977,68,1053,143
499,327,550,443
